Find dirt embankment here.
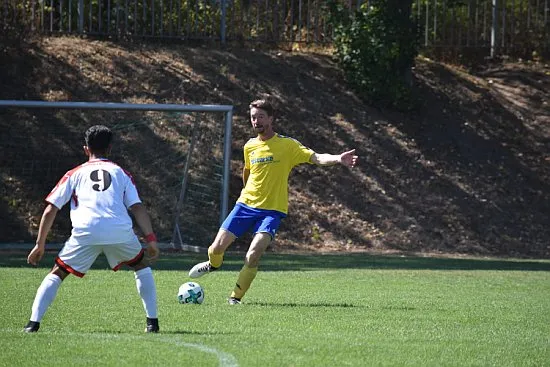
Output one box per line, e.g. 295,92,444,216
0,37,548,258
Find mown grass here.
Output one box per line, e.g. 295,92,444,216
0,252,549,366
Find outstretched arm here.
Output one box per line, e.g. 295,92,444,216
28,203,59,266
129,203,159,262
310,149,358,168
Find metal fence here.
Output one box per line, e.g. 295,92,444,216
1,1,549,56
0,0,345,43
415,0,550,58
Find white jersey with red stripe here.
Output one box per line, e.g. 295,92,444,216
46,158,141,246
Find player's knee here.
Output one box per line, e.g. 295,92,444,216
51,266,69,280
131,257,151,271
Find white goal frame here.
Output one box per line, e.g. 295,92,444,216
0,100,234,250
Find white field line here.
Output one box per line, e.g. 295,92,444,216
0,329,238,367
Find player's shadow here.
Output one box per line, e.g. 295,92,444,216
161,330,237,336
380,305,418,311
248,301,362,308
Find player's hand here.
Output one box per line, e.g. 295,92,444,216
27,244,45,266
340,149,358,168
146,242,160,263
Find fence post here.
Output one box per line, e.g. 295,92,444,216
491,0,498,58
220,0,227,45
425,0,429,47
545,0,549,25
78,0,84,33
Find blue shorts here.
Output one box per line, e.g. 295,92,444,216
221,203,286,239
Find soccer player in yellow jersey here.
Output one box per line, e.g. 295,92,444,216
189,99,358,304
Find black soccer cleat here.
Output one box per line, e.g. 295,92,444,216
228,297,241,305
145,317,159,333
23,321,40,333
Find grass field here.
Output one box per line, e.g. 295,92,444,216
1,251,549,366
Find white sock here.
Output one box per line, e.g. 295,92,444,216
135,267,157,318
30,273,62,322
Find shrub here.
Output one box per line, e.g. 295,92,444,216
328,0,419,110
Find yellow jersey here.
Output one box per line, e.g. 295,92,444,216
237,134,314,214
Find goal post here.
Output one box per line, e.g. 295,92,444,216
0,100,233,251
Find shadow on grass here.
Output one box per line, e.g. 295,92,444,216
160,330,236,336
1,250,549,272
380,306,417,311
248,302,360,308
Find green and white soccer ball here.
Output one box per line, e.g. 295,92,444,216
178,282,204,304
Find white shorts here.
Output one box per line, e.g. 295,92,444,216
55,237,144,277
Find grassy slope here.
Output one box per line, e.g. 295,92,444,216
0,37,548,258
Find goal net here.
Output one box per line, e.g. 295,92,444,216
0,100,233,252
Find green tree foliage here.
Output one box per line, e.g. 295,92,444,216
327,0,419,110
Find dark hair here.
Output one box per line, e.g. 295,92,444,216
249,99,275,117
85,125,113,154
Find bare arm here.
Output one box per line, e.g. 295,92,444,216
28,203,59,265
129,203,159,261
129,203,154,235
310,149,358,168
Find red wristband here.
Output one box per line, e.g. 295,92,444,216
144,233,157,243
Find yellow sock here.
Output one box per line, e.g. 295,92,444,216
208,248,224,268
230,265,258,300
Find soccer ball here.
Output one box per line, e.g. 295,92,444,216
177,282,204,304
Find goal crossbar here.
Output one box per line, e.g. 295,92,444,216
0,100,233,113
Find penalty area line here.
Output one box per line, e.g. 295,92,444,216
0,329,239,367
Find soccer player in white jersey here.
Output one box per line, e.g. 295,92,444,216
23,125,160,333
189,99,358,304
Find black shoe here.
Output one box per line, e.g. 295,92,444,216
23,321,40,333
145,317,159,333
228,297,241,305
